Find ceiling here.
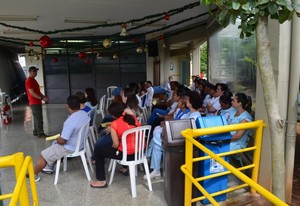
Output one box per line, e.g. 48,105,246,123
0,0,211,53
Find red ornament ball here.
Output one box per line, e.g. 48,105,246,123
164,13,170,21
90,49,94,53
28,42,34,47
84,58,90,64
159,34,164,40
132,37,137,43
79,52,86,59
40,35,52,48
52,57,58,63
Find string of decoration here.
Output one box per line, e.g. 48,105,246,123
0,2,200,35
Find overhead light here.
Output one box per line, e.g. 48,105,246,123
131,22,166,28
0,15,38,21
64,17,107,25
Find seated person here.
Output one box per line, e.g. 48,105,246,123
76,91,92,113
33,95,90,182
145,92,203,180
85,87,98,109
90,102,141,188
144,95,190,180
217,91,236,122
147,85,185,126
144,81,154,109
228,93,253,151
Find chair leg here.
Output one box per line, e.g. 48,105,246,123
108,159,113,172
80,153,91,181
86,151,94,173
54,159,61,185
143,158,153,192
128,164,137,198
63,156,68,171
108,160,117,185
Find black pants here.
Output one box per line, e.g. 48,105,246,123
94,145,134,181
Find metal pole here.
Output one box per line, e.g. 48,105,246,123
285,1,300,203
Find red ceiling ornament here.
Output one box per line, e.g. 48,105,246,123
90,48,95,53
164,13,170,21
78,52,86,59
159,34,164,40
52,57,58,63
28,42,34,47
40,35,52,48
84,58,90,64
132,37,137,43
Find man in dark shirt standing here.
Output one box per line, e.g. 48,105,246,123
25,66,48,138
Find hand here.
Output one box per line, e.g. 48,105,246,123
42,96,48,102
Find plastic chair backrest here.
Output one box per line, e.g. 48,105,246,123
120,125,151,163
195,115,231,141
98,95,106,119
107,86,117,99
73,118,91,154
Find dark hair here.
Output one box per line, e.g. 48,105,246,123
108,102,136,126
75,91,86,103
122,87,142,116
145,81,153,86
175,85,188,97
127,82,139,94
235,93,248,110
216,83,229,93
188,91,203,110
67,95,81,110
85,88,98,106
219,93,232,105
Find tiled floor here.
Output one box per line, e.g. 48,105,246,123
0,103,166,206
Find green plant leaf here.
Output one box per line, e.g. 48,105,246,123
278,9,293,23
276,0,287,6
229,13,237,24
257,0,269,6
218,9,228,22
242,2,251,11
268,2,278,15
232,2,240,10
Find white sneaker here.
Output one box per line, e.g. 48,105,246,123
35,175,41,182
42,165,54,174
143,170,161,180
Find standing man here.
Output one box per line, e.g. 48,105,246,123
25,66,48,138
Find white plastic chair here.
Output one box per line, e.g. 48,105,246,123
54,118,92,185
108,125,152,198
97,94,106,119
106,86,117,111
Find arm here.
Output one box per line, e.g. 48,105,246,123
206,102,217,113
110,127,120,148
28,88,48,101
56,136,67,145
231,119,248,141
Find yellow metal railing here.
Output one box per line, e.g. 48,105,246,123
180,120,288,206
0,152,39,206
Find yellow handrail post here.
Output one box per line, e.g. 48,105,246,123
183,129,194,206
250,120,265,193
13,153,30,206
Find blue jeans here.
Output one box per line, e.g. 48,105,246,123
147,126,163,171
147,108,169,125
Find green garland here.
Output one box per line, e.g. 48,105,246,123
0,2,200,35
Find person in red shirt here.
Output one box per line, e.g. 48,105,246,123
90,102,141,188
25,66,48,138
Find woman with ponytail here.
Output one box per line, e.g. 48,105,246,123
90,102,141,188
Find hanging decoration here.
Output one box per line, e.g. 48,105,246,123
143,45,148,52
52,57,58,62
132,37,137,43
28,49,35,56
90,48,95,53
112,54,118,59
120,23,128,36
103,38,112,48
39,35,52,48
159,34,164,40
164,13,170,21
78,52,86,59
28,42,34,47
84,58,90,64
33,55,40,60
136,47,143,53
